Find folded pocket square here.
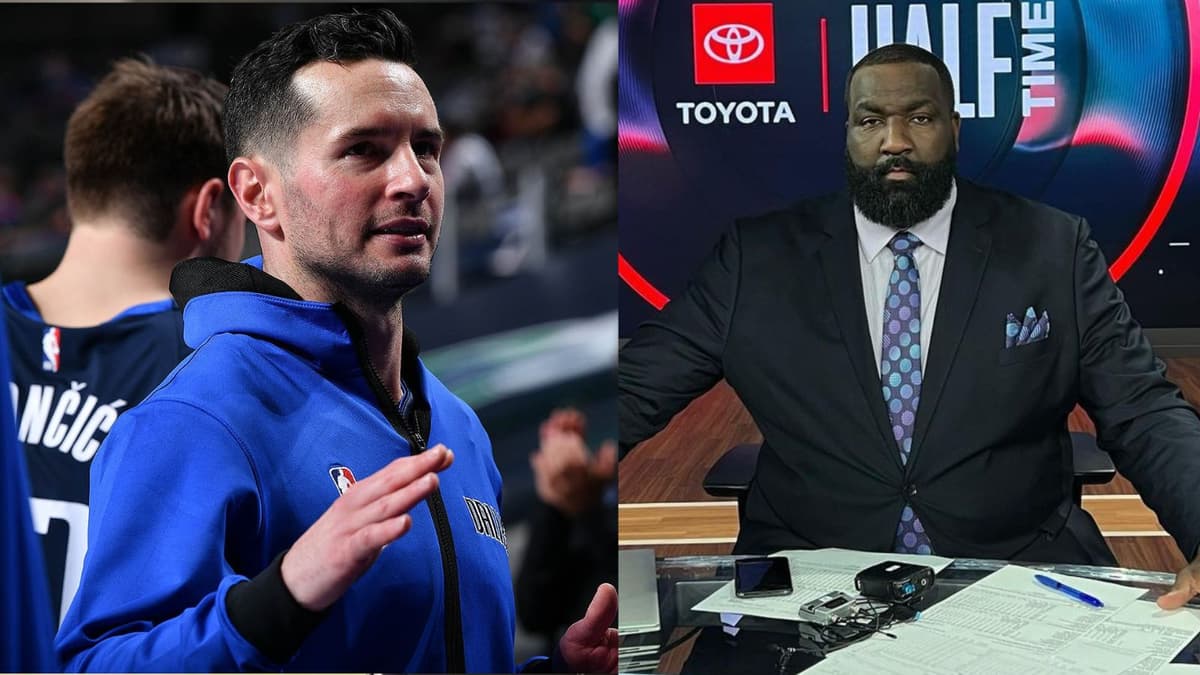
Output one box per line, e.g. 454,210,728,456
1006,307,1050,348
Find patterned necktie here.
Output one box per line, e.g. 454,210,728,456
880,231,933,555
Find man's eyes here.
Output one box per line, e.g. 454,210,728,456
342,141,440,159
413,140,441,159
343,142,381,158
857,115,934,127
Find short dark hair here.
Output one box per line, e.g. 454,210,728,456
224,8,416,165
845,43,956,112
64,57,228,241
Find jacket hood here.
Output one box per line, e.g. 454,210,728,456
171,256,425,388
170,257,359,375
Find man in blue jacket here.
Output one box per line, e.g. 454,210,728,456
56,9,617,673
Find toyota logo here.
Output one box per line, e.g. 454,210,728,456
703,24,765,64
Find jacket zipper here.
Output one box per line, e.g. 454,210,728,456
335,307,466,673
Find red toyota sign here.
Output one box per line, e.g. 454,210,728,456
692,3,775,85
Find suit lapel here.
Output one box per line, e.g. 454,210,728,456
907,181,994,469
815,195,903,470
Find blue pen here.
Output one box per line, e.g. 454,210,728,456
1034,574,1104,608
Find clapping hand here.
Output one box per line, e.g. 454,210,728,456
530,409,616,517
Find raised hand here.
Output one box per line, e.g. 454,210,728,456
281,445,454,611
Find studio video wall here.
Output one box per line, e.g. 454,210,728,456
618,0,1200,335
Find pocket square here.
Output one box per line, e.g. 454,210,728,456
1005,306,1050,348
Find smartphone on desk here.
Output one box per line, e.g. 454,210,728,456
734,556,793,598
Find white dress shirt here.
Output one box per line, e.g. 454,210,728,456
855,181,957,377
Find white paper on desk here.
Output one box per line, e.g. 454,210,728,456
690,548,953,621
914,564,1146,652
803,618,1068,675
808,565,1200,675
1058,600,1200,674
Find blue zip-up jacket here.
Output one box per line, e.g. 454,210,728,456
56,259,521,672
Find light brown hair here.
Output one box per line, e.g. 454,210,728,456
64,57,230,241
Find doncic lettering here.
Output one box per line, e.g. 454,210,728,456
676,100,797,125
9,381,125,463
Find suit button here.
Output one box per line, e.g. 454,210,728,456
905,484,918,497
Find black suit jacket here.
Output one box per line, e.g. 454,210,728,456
619,181,1200,564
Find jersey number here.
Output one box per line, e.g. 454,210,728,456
30,497,88,625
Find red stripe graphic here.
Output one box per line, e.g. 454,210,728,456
1109,0,1199,281
618,253,669,310
821,17,829,113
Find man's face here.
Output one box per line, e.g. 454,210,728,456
270,58,444,303
845,61,960,229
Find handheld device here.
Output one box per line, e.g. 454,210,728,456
733,556,793,598
797,591,858,625
854,561,935,603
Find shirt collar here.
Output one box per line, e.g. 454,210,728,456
855,179,957,262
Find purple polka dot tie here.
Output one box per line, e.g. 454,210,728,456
881,232,933,555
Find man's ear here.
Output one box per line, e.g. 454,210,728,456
952,111,962,152
187,177,226,243
229,156,282,238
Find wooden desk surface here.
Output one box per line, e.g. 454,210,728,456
619,360,1200,572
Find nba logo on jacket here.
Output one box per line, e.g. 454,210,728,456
41,327,61,372
328,466,357,496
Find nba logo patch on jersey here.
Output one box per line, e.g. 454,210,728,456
42,327,61,372
329,466,357,496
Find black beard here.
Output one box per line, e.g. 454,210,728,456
845,150,956,229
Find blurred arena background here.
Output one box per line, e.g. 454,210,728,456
0,2,615,660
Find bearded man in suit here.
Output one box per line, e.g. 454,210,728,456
619,43,1200,610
